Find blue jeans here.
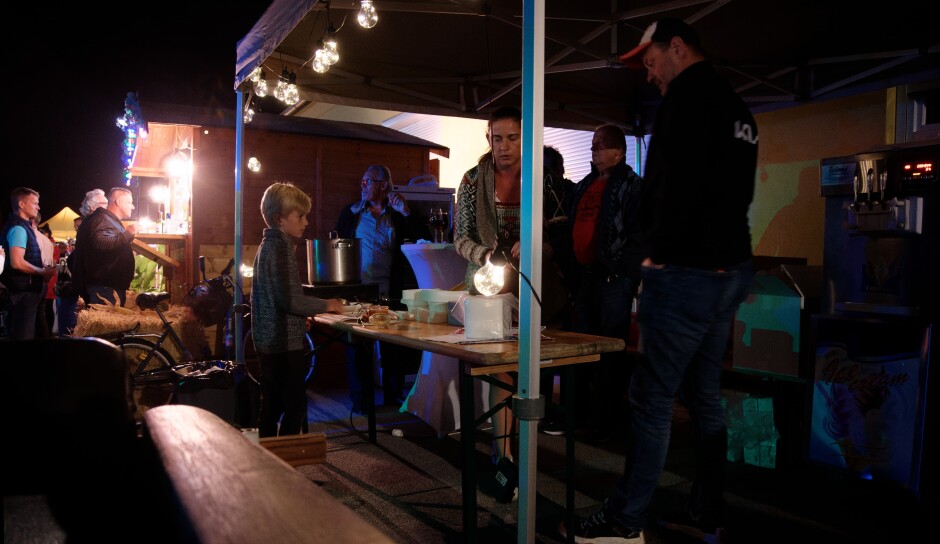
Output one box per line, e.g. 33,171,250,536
85,284,126,307
57,294,79,336
6,290,42,340
612,260,753,530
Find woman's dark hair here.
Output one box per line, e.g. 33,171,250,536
479,106,523,164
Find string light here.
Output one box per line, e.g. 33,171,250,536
285,71,300,105
358,1,378,28
253,69,269,97
116,92,148,186
273,68,289,101
309,1,378,75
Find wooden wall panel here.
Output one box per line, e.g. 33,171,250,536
184,123,432,289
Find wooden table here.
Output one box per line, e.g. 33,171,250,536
143,404,394,543
314,313,624,542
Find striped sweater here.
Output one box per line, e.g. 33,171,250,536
250,228,329,354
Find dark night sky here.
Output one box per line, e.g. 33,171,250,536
5,2,273,225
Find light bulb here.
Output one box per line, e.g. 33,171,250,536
240,263,254,278
285,84,299,105
249,66,262,83
358,1,378,28
473,260,505,297
323,38,339,65
312,50,330,74
243,107,255,123
273,79,287,101
247,157,261,173
254,78,268,97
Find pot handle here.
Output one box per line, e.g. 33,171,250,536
329,230,340,240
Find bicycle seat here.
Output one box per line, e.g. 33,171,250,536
136,292,171,310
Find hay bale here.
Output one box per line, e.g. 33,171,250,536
73,302,210,363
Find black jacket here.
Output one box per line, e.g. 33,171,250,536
640,60,758,269
568,160,645,282
71,207,136,297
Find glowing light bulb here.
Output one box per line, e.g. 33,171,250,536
312,50,330,74
358,1,378,28
323,38,339,65
243,107,255,124
285,84,299,105
247,157,261,173
240,263,254,278
254,77,268,98
273,79,287,101
473,260,505,297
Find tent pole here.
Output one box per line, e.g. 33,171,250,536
234,91,246,366
518,1,545,542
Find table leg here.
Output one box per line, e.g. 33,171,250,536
564,365,576,544
354,336,377,443
459,359,476,542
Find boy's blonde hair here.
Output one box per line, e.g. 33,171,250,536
260,182,312,228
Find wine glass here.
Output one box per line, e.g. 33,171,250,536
429,208,446,243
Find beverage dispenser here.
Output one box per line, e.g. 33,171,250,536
809,141,938,498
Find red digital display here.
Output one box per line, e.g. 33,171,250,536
899,160,935,182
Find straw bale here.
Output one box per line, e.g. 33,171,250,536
73,302,210,363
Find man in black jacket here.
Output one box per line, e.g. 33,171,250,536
563,18,758,544
72,187,138,307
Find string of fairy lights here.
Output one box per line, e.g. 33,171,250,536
243,0,379,125
116,92,148,186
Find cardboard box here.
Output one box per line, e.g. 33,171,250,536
733,274,803,378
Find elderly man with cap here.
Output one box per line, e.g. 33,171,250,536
561,17,758,544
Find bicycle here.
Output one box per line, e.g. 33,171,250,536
100,257,241,419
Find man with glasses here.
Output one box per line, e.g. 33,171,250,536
335,165,428,412
563,124,645,444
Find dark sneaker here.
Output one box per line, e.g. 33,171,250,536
657,510,725,544
492,457,519,503
558,500,644,543
540,418,566,436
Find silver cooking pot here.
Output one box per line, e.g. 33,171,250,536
306,231,361,284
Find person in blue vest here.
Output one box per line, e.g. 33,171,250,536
1,187,55,340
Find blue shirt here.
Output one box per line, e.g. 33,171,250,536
354,204,396,295
6,225,27,249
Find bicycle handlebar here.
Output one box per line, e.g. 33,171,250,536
221,258,235,278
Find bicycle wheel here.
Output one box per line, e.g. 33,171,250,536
116,338,177,419
243,329,316,384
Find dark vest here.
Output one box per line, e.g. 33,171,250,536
1,215,43,293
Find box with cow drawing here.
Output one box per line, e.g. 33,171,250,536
732,267,820,380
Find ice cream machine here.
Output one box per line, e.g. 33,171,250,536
809,141,938,497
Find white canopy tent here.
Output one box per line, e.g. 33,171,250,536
39,206,80,243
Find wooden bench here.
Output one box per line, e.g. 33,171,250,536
142,404,393,543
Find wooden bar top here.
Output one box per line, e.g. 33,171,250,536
314,313,625,367
143,404,393,544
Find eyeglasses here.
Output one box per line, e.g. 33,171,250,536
361,178,387,186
